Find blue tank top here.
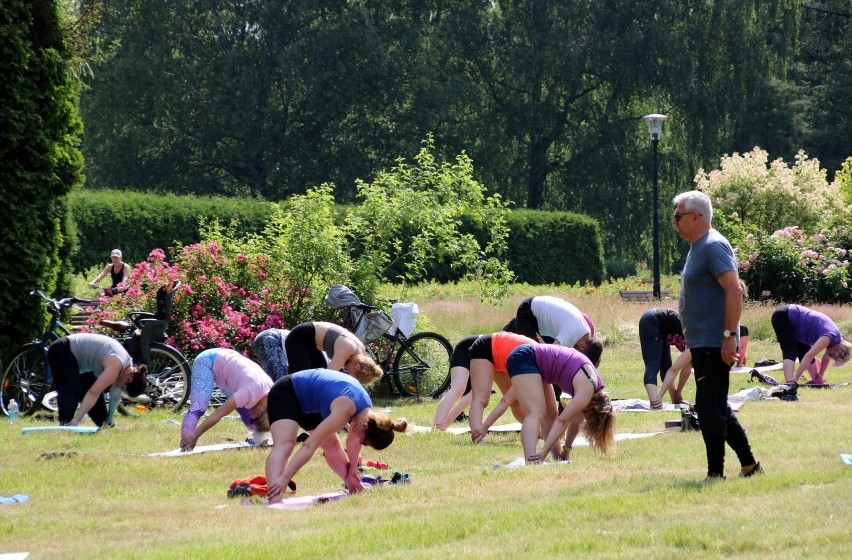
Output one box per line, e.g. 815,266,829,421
291,368,372,419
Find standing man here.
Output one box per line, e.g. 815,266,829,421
673,190,762,480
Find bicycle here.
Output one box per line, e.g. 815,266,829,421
1,287,190,417
1,290,81,416
96,280,191,413
325,285,452,399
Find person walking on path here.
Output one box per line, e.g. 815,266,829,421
673,190,761,480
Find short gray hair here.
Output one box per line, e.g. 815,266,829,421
673,190,713,223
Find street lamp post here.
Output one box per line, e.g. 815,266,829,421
642,114,667,300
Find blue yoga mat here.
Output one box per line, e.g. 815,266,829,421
21,426,99,434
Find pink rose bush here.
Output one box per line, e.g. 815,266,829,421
732,218,852,304
88,244,330,360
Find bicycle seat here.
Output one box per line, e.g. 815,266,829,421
99,319,134,333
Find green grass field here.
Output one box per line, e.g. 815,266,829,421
2,286,851,559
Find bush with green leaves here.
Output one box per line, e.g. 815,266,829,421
837,157,852,206
88,140,514,357
1,1,83,362
734,220,851,304
696,147,842,235
351,136,514,302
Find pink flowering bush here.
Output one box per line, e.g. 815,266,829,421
89,241,332,360
731,218,852,304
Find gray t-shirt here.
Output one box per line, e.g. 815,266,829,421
679,229,738,348
69,333,132,377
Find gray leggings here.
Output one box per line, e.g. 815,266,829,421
253,329,290,381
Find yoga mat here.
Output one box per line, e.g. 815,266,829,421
0,495,30,505
731,363,784,374
611,399,689,412
266,491,350,510
446,422,523,435
841,454,852,466
412,422,524,434
494,431,669,469
496,457,570,470
0,554,29,560
148,441,254,457
21,426,99,434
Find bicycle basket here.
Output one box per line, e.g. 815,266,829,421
358,310,394,344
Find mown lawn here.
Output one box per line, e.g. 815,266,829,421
2,287,850,559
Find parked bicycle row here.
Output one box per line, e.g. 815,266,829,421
0,284,453,426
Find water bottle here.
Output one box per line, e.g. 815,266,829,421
8,399,19,424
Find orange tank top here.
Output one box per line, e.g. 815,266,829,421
491,332,536,372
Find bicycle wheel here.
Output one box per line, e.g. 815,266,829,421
123,343,190,412
391,332,452,398
1,343,50,416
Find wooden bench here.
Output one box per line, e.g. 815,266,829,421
69,298,101,330
619,289,672,302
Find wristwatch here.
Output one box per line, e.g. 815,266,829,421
722,330,736,338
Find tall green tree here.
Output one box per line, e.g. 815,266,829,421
80,0,439,201
0,0,84,360
733,1,851,176
75,0,804,270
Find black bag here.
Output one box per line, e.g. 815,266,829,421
754,358,780,368
681,405,700,431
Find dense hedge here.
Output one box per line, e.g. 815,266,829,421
69,190,276,271
505,209,605,285
1,1,83,361
70,189,605,285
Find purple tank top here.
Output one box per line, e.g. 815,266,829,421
788,305,842,347
532,344,603,396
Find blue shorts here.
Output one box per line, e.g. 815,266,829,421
506,344,540,378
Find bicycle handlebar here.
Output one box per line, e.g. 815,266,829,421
29,289,84,314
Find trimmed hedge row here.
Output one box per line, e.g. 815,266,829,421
70,189,604,285
69,190,275,271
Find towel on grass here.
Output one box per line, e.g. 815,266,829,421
412,422,524,434
0,495,29,505
610,400,689,412
494,431,669,469
21,426,99,434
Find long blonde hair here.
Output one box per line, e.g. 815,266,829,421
583,392,616,453
349,353,383,387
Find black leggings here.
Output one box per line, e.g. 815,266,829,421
692,347,755,477
46,338,108,426
771,305,810,362
284,323,328,374
267,376,323,430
